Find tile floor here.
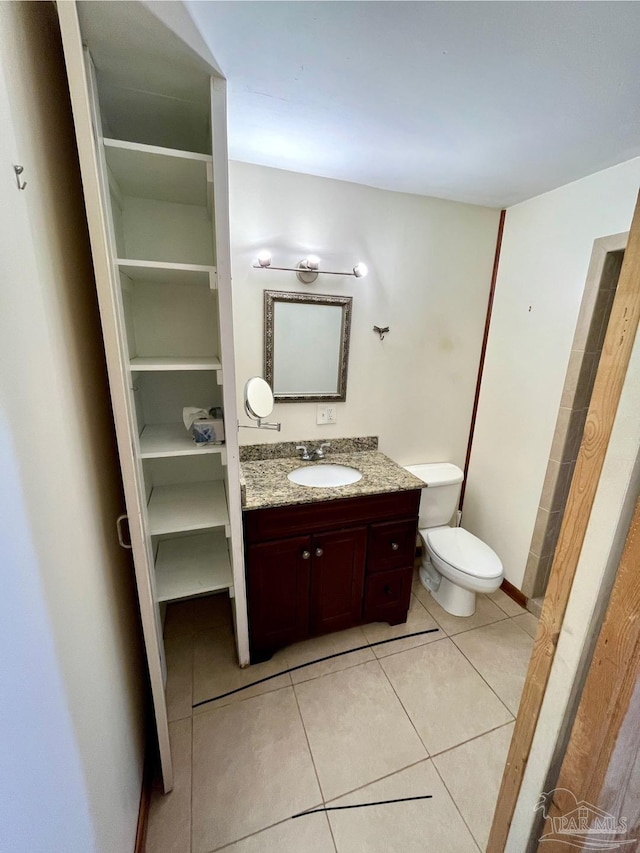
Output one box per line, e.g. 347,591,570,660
146,576,536,853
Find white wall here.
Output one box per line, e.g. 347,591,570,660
0,5,145,851
464,157,640,588
229,161,500,466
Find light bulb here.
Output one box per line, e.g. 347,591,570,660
353,262,368,278
306,255,320,270
257,249,271,267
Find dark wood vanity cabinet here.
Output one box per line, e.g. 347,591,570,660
244,489,420,661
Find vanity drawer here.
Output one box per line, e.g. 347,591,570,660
363,567,413,624
244,489,420,543
367,519,417,573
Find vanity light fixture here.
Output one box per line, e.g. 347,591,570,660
253,250,368,284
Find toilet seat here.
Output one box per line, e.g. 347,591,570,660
423,527,503,580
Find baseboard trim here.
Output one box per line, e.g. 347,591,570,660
500,578,527,609
134,749,153,853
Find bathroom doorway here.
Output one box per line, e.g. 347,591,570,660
521,232,627,612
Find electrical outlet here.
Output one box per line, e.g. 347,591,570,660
316,405,337,425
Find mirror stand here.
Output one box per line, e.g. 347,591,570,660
238,417,281,433
239,377,282,432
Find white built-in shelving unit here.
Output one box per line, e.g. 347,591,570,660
110,128,233,600
59,0,248,792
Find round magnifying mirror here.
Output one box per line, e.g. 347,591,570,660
244,377,274,420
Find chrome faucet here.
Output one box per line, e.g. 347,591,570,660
296,445,313,461
313,442,331,460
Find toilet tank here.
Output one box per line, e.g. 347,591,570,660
404,463,464,528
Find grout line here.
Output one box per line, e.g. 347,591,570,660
508,612,537,638
289,650,376,686
199,809,324,853
373,631,449,662
429,719,515,760
377,656,431,757
450,637,520,721
431,758,483,853
323,810,339,853
322,756,430,806
293,795,434,818
413,592,512,639
292,682,328,803
192,679,293,717
191,627,442,708
291,685,339,852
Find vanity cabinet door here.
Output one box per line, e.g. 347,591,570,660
310,527,367,635
247,535,311,659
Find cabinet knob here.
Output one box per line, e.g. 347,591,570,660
301,550,311,560
315,547,324,557
391,542,399,551
383,585,393,596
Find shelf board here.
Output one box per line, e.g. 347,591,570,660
139,424,226,460
155,531,232,603
148,480,229,536
104,138,212,207
129,356,221,373
117,259,216,289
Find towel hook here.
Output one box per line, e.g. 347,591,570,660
373,325,390,341
13,165,26,191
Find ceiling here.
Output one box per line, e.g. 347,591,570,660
186,1,640,208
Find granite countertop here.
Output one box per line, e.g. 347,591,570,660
240,450,424,511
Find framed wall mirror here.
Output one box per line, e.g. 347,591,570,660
264,290,353,402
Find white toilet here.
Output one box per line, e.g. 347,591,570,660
404,462,503,617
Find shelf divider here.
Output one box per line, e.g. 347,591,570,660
148,480,229,536
139,424,226,460
104,138,212,207
117,259,217,290
154,530,232,602
129,356,221,373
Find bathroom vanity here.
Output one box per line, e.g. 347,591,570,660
241,443,423,661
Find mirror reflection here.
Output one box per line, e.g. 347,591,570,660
264,290,352,402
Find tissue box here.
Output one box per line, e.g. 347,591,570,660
192,418,225,445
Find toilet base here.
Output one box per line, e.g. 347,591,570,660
420,569,476,617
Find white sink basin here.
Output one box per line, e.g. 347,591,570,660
288,464,363,488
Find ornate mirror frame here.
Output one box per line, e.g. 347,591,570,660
264,289,353,403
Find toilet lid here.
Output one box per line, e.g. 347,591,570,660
425,527,503,580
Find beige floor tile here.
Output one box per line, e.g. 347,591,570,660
433,723,514,852
216,813,336,853
380,640,512,755
295,660,427,801
453,620,534,715
487,588,526,617
145,717,191,853
280,625,375,684
362,594,442,658
192,627,291,710
165,631,193,722
164,591,233,638
512,612,539,639
413,587,507,636
328,759,480,853
192,687,322,853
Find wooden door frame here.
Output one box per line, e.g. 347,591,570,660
488,191,640,851
536,492,640,849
